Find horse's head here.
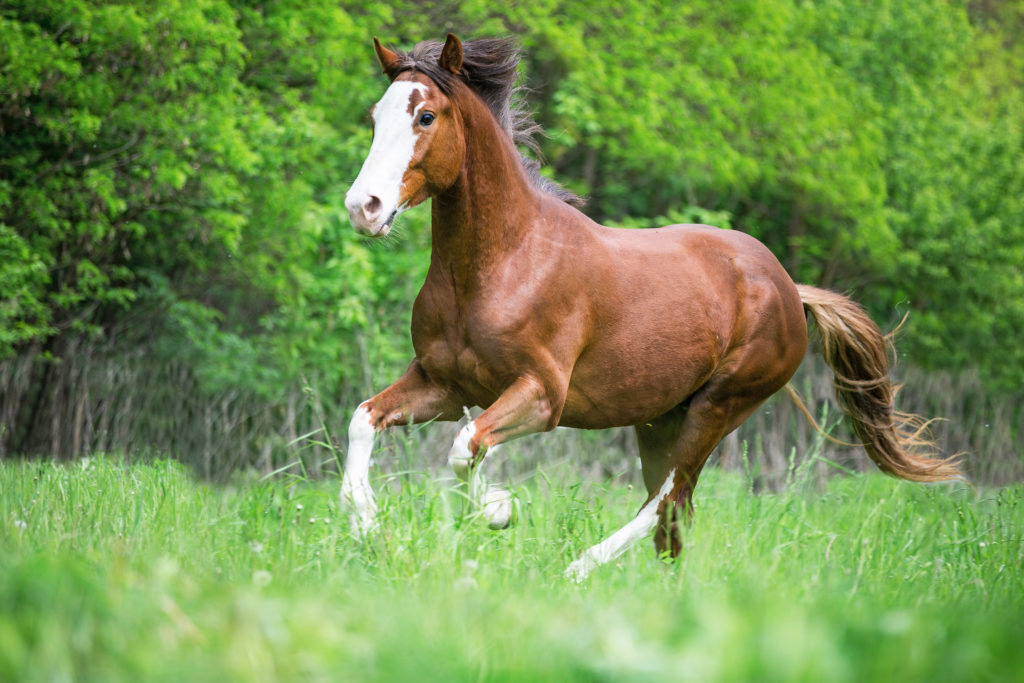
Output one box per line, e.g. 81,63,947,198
345,35,467,237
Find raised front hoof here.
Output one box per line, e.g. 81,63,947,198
482,486,515,530
447,422,477,482
564,555,597,583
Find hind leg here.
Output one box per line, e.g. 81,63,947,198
651,327,810,556
631,389,760,559
652,381,766,558
566,369,791,581
564,394,755,582
563,405,688,582
633,403,703,557
635,402,690,498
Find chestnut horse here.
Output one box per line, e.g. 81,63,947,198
341,34,961,581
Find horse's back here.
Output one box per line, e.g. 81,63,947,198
588,222,802,341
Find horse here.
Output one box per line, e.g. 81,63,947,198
340,34,962,581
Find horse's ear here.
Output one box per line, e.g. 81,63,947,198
373,37,402,80
439,33,463,74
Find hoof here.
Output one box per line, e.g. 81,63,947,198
482,486,514,530
564,554,596,583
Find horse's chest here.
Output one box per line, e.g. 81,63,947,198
416,333,503,406
412,294,506,401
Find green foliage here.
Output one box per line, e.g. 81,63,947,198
1,0,1022,437
0,458,1022,680
0,224,51,350
0,0,419,393
526,0,893,273
801,0,1024,386
2,0,246,342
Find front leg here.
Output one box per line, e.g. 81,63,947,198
341,359,462,535
446,374,563,530
448,374,561,468
448,437,513,530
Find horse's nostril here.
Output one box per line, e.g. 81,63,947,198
365,195,382,217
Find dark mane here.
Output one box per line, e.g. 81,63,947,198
389,38,585,209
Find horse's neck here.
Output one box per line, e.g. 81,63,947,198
430,90,541,286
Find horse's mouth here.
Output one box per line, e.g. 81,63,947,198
372,209,398,237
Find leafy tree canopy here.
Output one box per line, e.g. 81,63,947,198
1,0,1022,397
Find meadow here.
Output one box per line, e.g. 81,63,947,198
2,455,1021,682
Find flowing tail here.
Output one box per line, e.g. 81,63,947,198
796,285,964,482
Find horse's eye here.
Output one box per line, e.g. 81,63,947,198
418,112,436,127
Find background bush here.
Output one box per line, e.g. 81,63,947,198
1,0,1021,481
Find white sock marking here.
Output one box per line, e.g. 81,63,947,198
565,468,677,582
447,420,514,529
345,81,428,234
447,420,476,481
340,404,378,535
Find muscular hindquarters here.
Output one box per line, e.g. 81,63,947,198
635,267,808,500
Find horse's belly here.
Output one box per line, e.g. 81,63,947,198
558,339,718,429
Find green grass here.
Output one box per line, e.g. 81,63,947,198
1,457,1021,681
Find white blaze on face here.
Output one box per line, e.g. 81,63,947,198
345,81,428,236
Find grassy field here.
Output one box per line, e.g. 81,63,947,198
1,456,1021,681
